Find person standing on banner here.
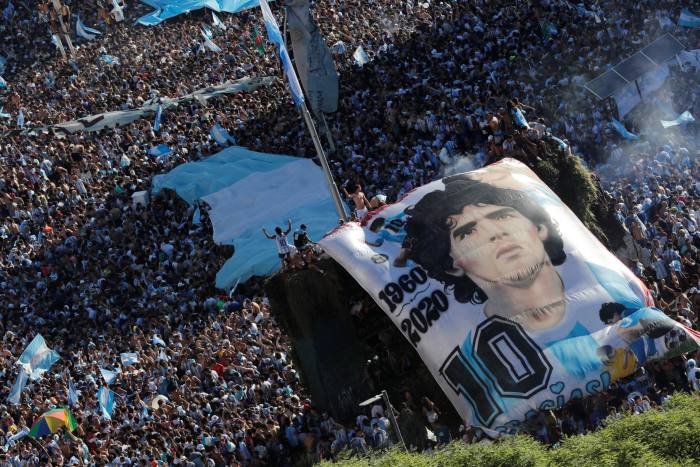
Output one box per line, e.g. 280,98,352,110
262,219,293,271
342,183,371,220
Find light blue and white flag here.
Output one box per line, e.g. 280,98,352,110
201,25,213,40
120,352,139,366
202,34,222,53
679,9,700,28
97,386,115,420
3,0,14,21
100,54,120,65
212,12,226,30
153,103,162,131
7,367,28,405
16,109,24,129
76,17,102,40
100,367,121,385
661,111,695,128
0,106,10,119
353,46,369,67
259,0,305,106
2,427,29,452
209,124,236,145
68,378,79,406
0,76,6,88
611,118,640,140
152,335,166,347
17,334,60,380
148,144,172,158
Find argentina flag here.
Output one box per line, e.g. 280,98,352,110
97,386,115,420
210,124,236,145
76,17,101,40
100,367,121,385
679,9,700,28
7,367,29,405
17,334,60,380
68,378,79,406
259,0,305,106
120,352,139,366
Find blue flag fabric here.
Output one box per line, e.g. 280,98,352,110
97,386,115,420
152,335,167,346
210,124,236,145
120,352,139,366
137,0,262,26
3,1,14,21
100,367,121,385
76,17,101,40
679,9,700,28
7,367,28,405
148,144,172,158
154,104,162,131
202,24,213,39
16,109,23,128
611,118,640,140
68,378,79,406
259,0,305,106
17,334,60,380
2,428,29,452
0,106,10,119
661,111,695,128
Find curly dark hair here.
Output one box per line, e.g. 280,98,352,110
404,174,566,304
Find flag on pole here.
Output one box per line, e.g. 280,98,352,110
251,26,265,55
7,367,28,405
76,17,101,40
120,352,139,366
153,103,162,131
97,387,115,420
259,0,305,106
212,12,226,30
679,9,700,28
17,334,60,380
67,378,79,406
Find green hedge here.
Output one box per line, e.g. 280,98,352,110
322,393,700,467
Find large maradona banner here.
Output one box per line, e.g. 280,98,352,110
320,159,700,433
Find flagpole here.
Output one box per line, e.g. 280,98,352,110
280,8,346,221
299,101,347,221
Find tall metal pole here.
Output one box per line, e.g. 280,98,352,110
281,8,346,221
382,390,406,450
300,103,347,220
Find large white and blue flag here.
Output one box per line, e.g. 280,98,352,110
120,352,140,366
97,386,115,420
76,17,102,40
153,103,162,131
259,0,305,106
679,9,700,28
152,146,340,288
100,367,121,385
17,334,60,380
7,367,28,405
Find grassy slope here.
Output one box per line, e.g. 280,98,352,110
322,393,700,467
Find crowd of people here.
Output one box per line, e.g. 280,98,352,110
0,0,699,465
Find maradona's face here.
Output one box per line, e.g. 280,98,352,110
448,203,549,286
